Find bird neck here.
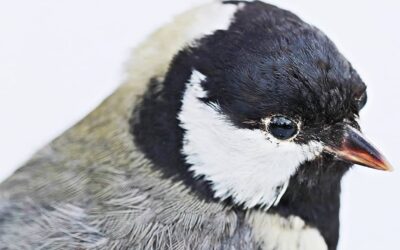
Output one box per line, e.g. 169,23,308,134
268,159,350,250
130,51,350,250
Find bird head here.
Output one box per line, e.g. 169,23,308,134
133,1,392,210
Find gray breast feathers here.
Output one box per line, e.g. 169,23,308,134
0,2,328,249
0,2,256,249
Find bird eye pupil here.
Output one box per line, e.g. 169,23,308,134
268,116,298,140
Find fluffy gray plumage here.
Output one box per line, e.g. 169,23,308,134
1,1,374,249
0,2,262,249
0,65,252,249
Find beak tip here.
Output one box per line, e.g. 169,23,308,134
372,154,394,172
354,154,394,172
381,160,394,172
324,126,394,173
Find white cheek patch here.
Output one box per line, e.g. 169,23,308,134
178,70,324,209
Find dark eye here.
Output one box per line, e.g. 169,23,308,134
356,91,367,111
268,116,298,140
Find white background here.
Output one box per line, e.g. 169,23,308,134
0,0,399,249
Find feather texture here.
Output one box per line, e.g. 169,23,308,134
0,2,257,249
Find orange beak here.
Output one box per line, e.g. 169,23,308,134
325,126,393,171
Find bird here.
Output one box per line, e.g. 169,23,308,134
0,1,392,249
